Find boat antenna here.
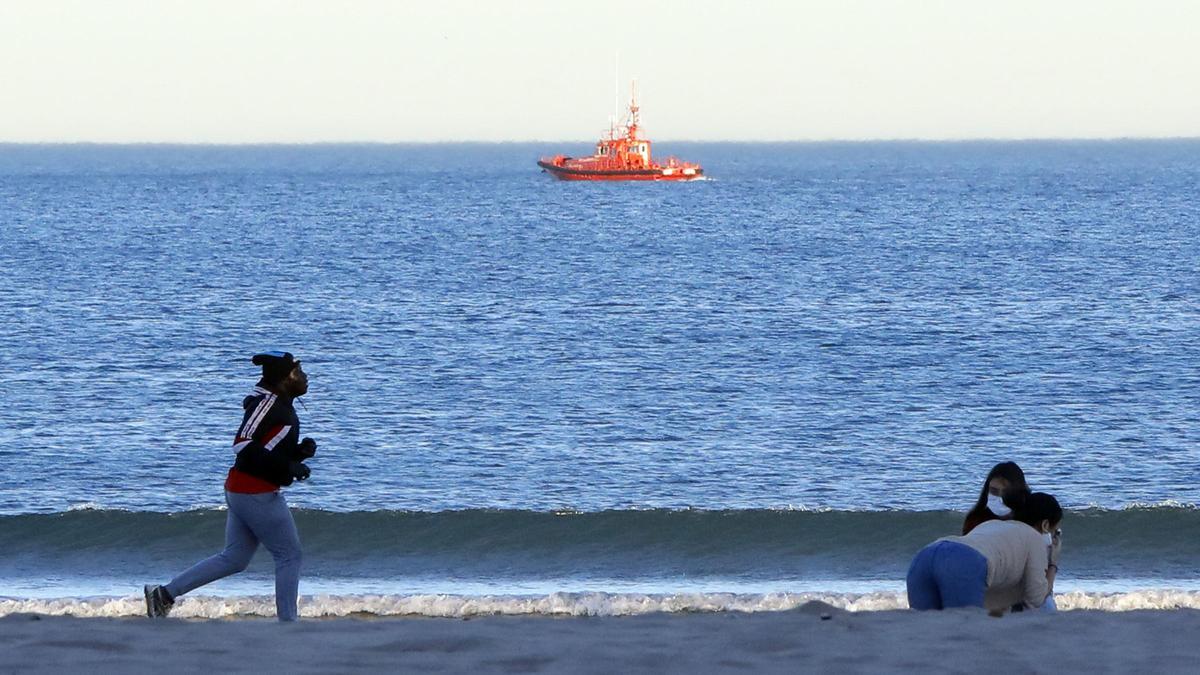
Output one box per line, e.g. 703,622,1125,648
614,52,620,135
629,78,640,136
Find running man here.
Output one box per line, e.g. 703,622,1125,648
144,351,316,621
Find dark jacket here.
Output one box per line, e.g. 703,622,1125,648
231,383,303,486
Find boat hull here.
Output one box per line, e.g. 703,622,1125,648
537,160,703,182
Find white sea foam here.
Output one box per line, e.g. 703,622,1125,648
5,590,1200,619
1114,500,1198,510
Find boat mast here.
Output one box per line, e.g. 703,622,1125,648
613,52,619,140
628,79,640,139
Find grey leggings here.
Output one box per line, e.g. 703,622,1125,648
165,490,302,621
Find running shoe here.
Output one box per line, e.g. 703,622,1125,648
143,584,174,618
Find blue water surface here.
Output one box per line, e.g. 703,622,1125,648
1,141,1198,514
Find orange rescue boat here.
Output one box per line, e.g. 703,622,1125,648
538,82,703,181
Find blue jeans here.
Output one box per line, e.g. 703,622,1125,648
906,540,988,610
165,490,303,621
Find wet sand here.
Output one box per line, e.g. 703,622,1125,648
3,603,1199,674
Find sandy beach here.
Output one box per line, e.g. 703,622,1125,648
5,2,1200,672
3,603,1198,674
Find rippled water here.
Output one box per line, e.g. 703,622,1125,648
1,141,1198,514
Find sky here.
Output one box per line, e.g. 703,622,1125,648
1,0,1197,142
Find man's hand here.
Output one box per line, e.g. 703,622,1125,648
289,461,311,481
297,437,317,460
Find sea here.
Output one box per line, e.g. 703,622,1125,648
1,140,1198,618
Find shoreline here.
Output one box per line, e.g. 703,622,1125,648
7,587,1200,619
4,605,1200,673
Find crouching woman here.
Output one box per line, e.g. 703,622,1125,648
907,492,1061,613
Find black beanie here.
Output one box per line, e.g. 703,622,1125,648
252,351,299,384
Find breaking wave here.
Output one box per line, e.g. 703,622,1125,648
5,589,1200,619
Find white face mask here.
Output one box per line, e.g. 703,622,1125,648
987,494,1011,517
1043,532,1054,547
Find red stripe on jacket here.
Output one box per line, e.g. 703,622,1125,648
225,467,278,494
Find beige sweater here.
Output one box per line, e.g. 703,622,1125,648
941,519,1049,611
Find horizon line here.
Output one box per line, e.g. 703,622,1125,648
2,135,1199,147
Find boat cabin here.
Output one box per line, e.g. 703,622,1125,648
596,137,652,168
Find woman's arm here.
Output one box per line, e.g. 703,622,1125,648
1021,533,1050,608
1045,529,1062,598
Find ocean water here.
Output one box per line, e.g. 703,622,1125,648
1,141,1198,615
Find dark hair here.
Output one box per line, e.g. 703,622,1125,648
252,351,299,385
970,462,1028,512
1005,491,1063,530
962,462,1030,535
